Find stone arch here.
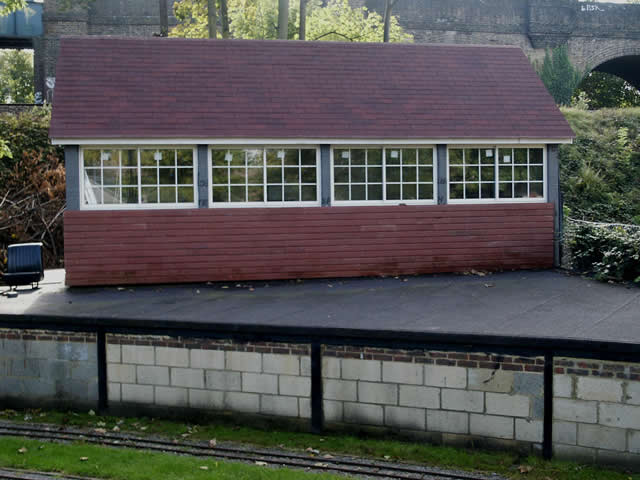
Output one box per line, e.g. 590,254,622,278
569,39,640,89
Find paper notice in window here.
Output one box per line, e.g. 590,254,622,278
390,151,399,158
503,155,511,163
486,150,493,157
341,151,349,159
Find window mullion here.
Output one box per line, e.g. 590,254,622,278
382,148,387,202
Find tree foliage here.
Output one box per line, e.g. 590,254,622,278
537,45,584,106
0,50,34,104
573,71,640,110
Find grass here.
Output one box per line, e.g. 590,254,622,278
0,408,637,480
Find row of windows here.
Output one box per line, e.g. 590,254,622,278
80,146,546,208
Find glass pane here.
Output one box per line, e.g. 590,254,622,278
121,150,137,167
230,186,245,202
301,149,316,166
530,166,543,181
229,150,245,166
386,183,400,200
140,150,156,167
402,183,417,200
387,149,400,165
301,185,316,201
284,149,298,166
284,167,299,184
159,186,176,203
141,187,158,203
499,182,513,199
402,149,416,165
465,183,479,199
449,183,463,200
448,149,463,165
212,150,227,167
212,168,228,184
178,168,194,185
85,169,101,186
301,167,316,184
465,149,479,165
351,184,366,201
267,167,281,184
246,149,263,167
418,149,433,166
351,149,366,165
368,184,382,200
481,183,495,199
480,166,494,182
85,187,101,204
530,148,544,164
402,166,417,183
177,149,193,167
334,149,349,166
530,182,543,198
267,185,282,201
83,150,100,167
103,187,120,204
102,150,119,167
103,169,119,186
247,167,263,184
368,167,382,183
351,167,365,183
122,168,138,186
514,182,528,198
248,186,264,202
499,166,512,181
514,149,528,165
122,187,137,204
266,149,282,166
465,166,479,182
386,166,400,182
334,185,349,201
212,186,228,203
284,185,299,201
480,148,495,164
499,148,513,165
367,149,382,165
334,167,348,184
418,183,433,200
514,166,528,181
159,150,175,167
229,168,246,184
159,168,175,185
178,186,194,203
449,166,463,182
418,167,432,183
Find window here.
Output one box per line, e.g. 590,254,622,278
210,147,319,206
81,148,196,208
448,147,545,202
332,147,435,204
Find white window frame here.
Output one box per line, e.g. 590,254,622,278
79,146,198,210
208,146,321,208
446,145,547,204
330,146,437,206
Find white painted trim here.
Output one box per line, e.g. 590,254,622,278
53,137,574,146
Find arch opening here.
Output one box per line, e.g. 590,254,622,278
593,55,640,91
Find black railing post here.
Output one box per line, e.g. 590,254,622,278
97,328,108,413
543,352,554,460
310,342,323,433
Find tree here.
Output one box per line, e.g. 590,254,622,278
0,50,34,104
382,0,398,43
298,0,307,40
278,0,289,39
573,71,640,109
0,0,26,16
208,0,217,38
537,45,584,106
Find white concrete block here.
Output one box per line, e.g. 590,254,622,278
578,424,626,452
171,368,204,389
279,375,310,397
108,382,120,402
341,359,381,382
553,421,577,445
385,406,425,431
441,389,483,413
427,410,468,434
122,345,154,365
599,402,640,430
323,379,357,401
629,431,640,454
106,344,121,364
226,351,261,373
121,384,153,403
515,419,543,442
136,365,169,386
627,381,640,406
301,399,343,422
242,372,277,394
358,381,397,405
190,349,224,370
261,395,299,417
109,364,136,384
554,444,596,463
553,398,597,424
299,398,310,419
344,402,383,426
486,392,530,418
302,357,340,378
224,392,259,413
470,414,514,440
155,386,188,406
424,365,467,388
468,369,514,393
554,375,573,398
577,377,623,403
263,354,300,376
383,362,423,385
205,370,241,391
155,347,189,368
399,385,440,409
189,389,224,409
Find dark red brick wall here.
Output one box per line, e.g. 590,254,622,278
64,204,554,286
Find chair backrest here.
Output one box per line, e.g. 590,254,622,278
7,243,44,274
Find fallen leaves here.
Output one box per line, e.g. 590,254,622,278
209,439,217,448
17,447,27,454
518,465,534,474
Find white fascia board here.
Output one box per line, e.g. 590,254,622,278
51,137,574,146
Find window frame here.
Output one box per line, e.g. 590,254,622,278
446,145,547,204
330,145,437,206
208,146,322,208
79,145,198,210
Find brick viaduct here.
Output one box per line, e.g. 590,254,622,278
31,0,640,98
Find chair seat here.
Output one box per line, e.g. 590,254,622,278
2,271,44,286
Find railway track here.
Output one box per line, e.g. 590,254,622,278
0,421,504,480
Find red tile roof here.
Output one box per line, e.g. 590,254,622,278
50,37,574,141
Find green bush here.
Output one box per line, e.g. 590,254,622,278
564,219,640,283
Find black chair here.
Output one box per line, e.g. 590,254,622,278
2,243,45,290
